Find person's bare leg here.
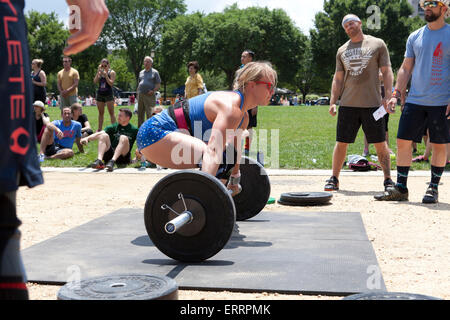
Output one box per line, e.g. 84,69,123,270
430,143,447,168
363,135,369,156
39,127,54,155
97,101,105,132
48,149,74,160
141,132,207,170
446,143,450,163
106,100,116,125
373,141,392,180
332,142,348,179
397,139,413,167
111,135,130,161
97,133,111,160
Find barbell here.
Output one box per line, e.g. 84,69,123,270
144,156,270,262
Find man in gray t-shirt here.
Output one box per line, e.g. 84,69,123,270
137,56,161,127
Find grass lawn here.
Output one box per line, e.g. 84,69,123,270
39,104,433,170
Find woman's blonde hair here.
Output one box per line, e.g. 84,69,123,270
32,59,44,68
233,61,277,93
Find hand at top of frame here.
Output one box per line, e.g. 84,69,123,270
64,0,109,56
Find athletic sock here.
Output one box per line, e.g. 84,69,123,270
396,166,410,191
430,166,445,190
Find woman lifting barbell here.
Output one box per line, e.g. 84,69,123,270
137,61,277,194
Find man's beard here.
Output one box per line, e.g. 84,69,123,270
425,10,442,22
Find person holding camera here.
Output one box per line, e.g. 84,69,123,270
94,58,117,132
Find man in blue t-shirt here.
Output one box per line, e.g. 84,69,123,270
376,0,450,204
38,107,84,161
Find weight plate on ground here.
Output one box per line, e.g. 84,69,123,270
278,192,333,206
343,292,442,300
234,156,271,221
145,171,236,262
57,274,178,300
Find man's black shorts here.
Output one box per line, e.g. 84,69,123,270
397,103,450,144
96,92,114,103
104,147,131,165
337,106,386,144
44,143,66,157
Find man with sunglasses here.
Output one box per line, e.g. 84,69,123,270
0,0,109,300
375,0,449,204
324,14,394,193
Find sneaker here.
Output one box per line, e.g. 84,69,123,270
384,178,395,191
412,155,429,163
422,187,438,204
374,185,409,201
106,160,115,172
91,159,105,170
324,176,339,191
38,153,45,163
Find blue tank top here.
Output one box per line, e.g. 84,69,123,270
188,91,245,140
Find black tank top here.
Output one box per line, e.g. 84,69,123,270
32,70,46,99
98,70,113,95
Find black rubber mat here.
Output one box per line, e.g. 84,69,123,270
22,209,386,296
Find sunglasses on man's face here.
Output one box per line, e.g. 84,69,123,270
423,1,444,8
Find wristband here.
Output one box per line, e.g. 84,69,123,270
392,89,401,99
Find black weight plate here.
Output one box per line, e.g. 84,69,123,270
343,292,442,300
279,192,332,206
57,274,178,300
145,171,236,262
234,156,271,221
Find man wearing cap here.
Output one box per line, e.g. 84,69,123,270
376,0,449,204
324,14,394,192
33,101,51,143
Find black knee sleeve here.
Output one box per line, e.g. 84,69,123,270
0,193,28,300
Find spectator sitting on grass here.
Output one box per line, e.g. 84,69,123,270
33,100,50,143
38,107,84,162
81,108,138,172
71,103,94,138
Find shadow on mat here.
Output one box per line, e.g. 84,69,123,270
224,225,272,250
142,259,235,278
131,235,154,247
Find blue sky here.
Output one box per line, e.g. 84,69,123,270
24,0,324,34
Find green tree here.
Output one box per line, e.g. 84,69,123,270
102,0,187,83
193,5,308,89
158,12,205,98
26,10,70,75
310,0,425,93
108,50,136,91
